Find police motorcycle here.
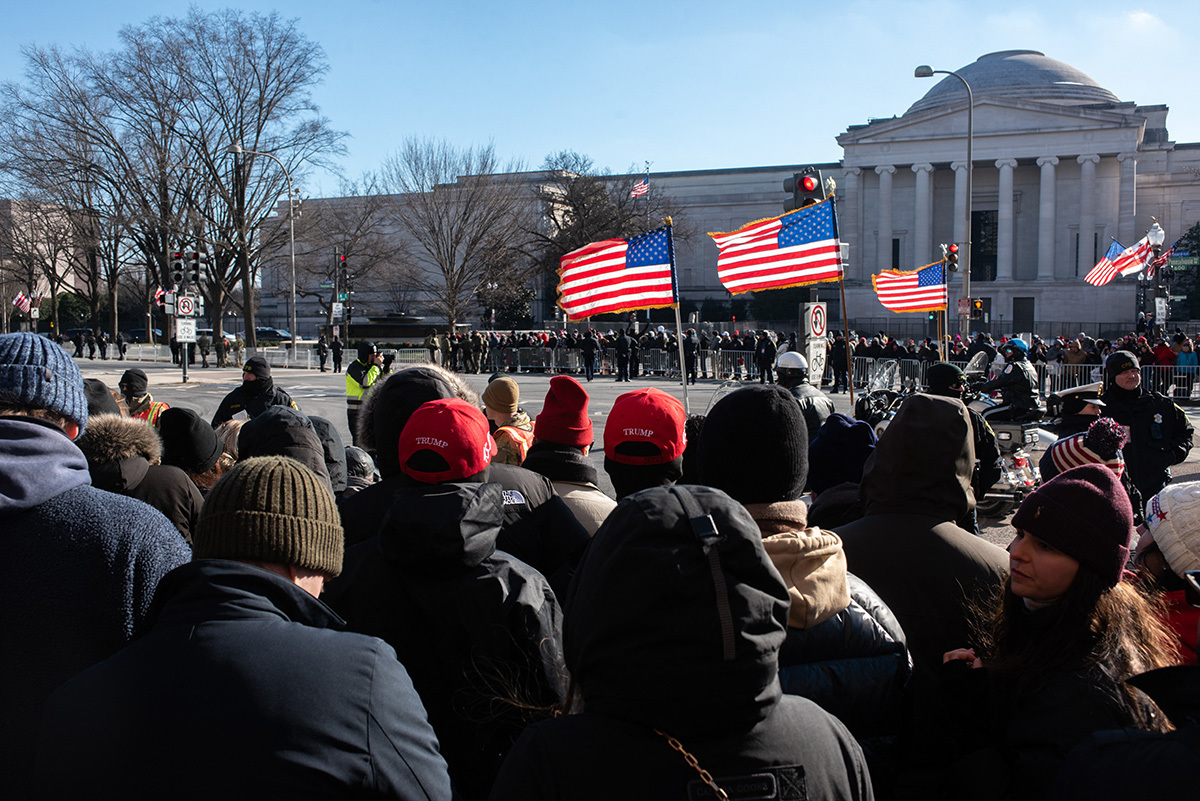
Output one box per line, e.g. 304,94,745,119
853,360,915,438
963,350,1043,517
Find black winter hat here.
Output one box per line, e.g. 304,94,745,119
1011,463,1133,587
700,385,808,504
158,407,222,474
237,406,331,491
83,379,122,417
242,355,271,380
926,362,966,396
807,413,876,495
1105,350,1139,383
118,368,149,396
357,341,377,361
368,366,458,475
344,445,377,480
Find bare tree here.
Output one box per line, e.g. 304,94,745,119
380,139,533,330
0,7,346,346
526,150,691,318
283,172,396,334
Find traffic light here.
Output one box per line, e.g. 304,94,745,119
971,298,984,319
783,168,825,212
188,252,202,285
170,252,184,287
928,311,936,321
944,243,960,272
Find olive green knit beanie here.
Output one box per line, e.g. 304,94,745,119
194,455,344,577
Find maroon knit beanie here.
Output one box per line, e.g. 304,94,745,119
534,375,593,447
1011,464,1133,587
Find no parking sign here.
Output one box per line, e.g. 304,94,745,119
805,302,827,387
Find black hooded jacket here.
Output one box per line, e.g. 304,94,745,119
325,482,566,801
340,365,589,596
834,395,1008,682
236,406,332,491
35,561,453,799
489,486,873,800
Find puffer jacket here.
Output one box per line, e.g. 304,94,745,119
75,413,202,541
325,482,567,801
489,486,873,800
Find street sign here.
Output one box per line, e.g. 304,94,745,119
804,302,827,388
337,292,349,301
957,297,970,315
176,296,196,317
332,301,344,320
320,280,334,288
176,319,197,343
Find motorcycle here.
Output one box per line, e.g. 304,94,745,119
963,352,1044,518
854,360,915,438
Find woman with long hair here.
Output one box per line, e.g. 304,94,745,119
941,464,1175,799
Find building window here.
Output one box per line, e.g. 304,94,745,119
1013,297,1035,333
892,238,900,271
971,210,997,282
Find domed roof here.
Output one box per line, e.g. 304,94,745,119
906,50,1119,115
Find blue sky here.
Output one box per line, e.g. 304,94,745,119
3,1,1196,195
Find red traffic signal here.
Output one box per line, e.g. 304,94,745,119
944,243,960,272
784,169,825,212
799,175,819,193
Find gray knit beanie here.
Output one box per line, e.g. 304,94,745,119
194,455,344,577
0,332,88,430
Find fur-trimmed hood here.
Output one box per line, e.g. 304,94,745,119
356,363,479,476
75,413,161,465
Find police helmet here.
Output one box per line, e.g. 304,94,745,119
776,350,808,379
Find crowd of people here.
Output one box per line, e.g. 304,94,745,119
2,328,1199,800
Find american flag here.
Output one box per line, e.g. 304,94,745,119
708,199,843,295
154,286,166,306
12,292,31,314
872,261,948,313
1147,241,1177,280
557,226,677,321
1048,431,1125,477
1084,241,1127,287
630,178,649,198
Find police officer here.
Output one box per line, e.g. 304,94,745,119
1101,350,1194,508
775,351,834,442
346,341,383,445
977,338,1039,423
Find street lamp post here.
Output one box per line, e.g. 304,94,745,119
226,144,299,356
1148,218,1166,331
915,65,974,338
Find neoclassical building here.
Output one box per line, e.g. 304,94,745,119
263,50,1200,337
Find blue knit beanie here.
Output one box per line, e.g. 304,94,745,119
0,332,88,431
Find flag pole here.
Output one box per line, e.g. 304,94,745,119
662,216,690,414
838,273,854,408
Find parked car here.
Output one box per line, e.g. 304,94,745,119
197,328,236,343
252,326,291,343
126,328,164,343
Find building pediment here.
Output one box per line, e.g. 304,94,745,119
840,97,1145,167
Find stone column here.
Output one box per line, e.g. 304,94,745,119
995,158,1018,281
951,161,969,247
912,163,934,267
1077,154,1100,268
840,167,861,281
1118,152,1138,245
1037,156,1059,280
875,165,896,275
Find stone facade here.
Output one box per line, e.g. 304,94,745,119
261,50,1200,337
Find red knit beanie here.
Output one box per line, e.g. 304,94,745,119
1011,464,1133,587
534,376,593,447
